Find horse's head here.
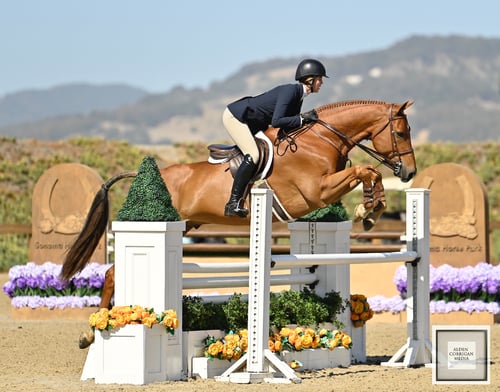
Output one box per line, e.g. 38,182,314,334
369,101,416,182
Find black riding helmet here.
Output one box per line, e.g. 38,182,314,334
295,59,329,81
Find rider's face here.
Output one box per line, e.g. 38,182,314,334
311,76,323,93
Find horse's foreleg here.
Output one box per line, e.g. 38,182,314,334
353,166,387,230
320,165,385,230
79,265,115,349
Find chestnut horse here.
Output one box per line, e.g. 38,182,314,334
61,100,416,348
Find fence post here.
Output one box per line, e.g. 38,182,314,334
382,188,432,367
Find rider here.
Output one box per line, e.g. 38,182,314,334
222,58,328,218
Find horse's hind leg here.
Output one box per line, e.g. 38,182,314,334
79,265,115,349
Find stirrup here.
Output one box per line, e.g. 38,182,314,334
224,201,248,218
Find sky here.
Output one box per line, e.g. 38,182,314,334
1,1,499,97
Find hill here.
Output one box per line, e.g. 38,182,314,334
0,35,499,144
0,83,147,128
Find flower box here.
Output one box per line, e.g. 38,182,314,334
182,330,225,377
191,357,234,379
190,347,351,379
93,324,181,385
279,347,350,371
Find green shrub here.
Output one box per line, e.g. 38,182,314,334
116,156,180,221
181,289,345,332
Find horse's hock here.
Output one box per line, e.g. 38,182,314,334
31,163,107,264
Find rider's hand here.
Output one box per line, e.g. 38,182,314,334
301,109,318,124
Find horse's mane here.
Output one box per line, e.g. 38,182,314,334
317,100,389,113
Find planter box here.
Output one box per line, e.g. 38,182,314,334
182,330,225,377
191,348,351,379
279,347,350,371
350,325,366,363
192,357,234,379
93,324,181,385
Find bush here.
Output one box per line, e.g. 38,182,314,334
116,156,180,221
182,289,345,332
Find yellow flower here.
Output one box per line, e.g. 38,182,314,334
301,334,313,349
289,360,302,369
207,341,223,357
311,335,320,349
233,349,242,360
341,333,352,349
239,336,248,352
279,327,291,337
294,336,303,351
352,300,364,314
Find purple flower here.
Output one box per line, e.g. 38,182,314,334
3,261,109,301
368,295,406,313
393,266,407,295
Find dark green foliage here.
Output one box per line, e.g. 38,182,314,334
116,156,181,221
180,290,345,332
297,201,349,222
269,288,344,329
182,296,227,331
222,293,249,331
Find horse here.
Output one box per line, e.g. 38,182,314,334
61,99,416,348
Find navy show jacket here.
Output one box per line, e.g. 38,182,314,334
227,83,304,134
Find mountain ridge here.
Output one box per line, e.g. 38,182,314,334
1,34,499,144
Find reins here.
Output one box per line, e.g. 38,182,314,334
314,105,408,176
272,104,411,177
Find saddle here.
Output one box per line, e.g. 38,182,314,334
207,132,273,181
207,132,294,221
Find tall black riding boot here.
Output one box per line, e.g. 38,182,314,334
224,154,257,218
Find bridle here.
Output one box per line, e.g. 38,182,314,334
314,104,412,177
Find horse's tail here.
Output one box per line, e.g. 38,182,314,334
60,171,137,281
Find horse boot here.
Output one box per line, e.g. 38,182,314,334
224,154,256,218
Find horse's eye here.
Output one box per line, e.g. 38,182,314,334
394,130,406,139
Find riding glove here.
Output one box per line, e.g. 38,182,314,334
301,109,318,124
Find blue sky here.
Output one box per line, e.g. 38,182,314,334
1,0,499,97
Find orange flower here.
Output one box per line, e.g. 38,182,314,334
341,333,352,349
294,336,303,351
311,335,320,349
301,334,313,349
207,341,224,357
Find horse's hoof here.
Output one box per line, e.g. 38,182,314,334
362,217,375,231
79,330,95,349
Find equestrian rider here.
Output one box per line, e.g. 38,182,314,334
222,58,328,218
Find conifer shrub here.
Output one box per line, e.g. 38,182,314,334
116,156,181,221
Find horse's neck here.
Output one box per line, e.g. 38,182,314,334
322,104,386,143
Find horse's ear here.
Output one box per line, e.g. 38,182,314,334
398,100,414,114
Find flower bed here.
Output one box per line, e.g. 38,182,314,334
3,261,109,309
395,262,499,305
191,327,353,379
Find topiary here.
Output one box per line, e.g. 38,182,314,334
116,156,181,221
297,201,349,222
